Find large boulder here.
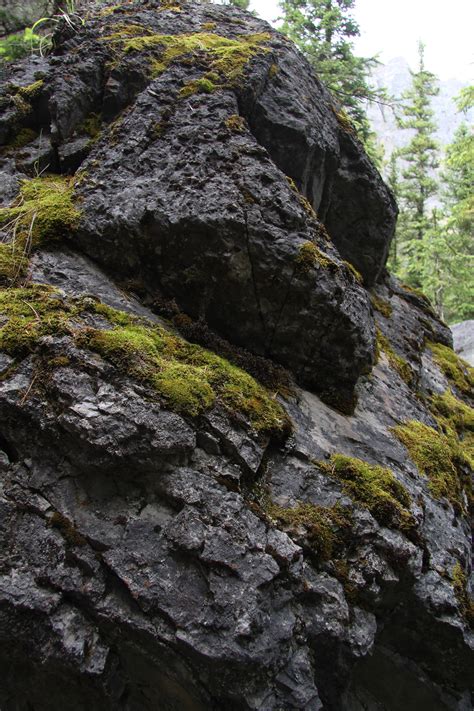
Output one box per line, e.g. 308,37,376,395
0,2,472,710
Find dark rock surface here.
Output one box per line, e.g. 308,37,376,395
0,2,472,710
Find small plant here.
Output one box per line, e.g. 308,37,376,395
0,27,42,61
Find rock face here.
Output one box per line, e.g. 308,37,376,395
0,2,472,710
452,321,474,366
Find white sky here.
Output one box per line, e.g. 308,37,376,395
249,0,474,81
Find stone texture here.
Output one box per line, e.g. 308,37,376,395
0,2,472,710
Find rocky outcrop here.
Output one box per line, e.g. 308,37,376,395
452,320,474,366
0,2,472,710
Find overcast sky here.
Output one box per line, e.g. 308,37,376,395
249,0,473,81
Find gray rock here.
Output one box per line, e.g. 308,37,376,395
0,2,472,710
451,320,474,366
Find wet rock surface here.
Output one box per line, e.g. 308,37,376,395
0,2,472,710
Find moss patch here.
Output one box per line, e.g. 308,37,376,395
428,341,473,396
179,76,217,98
343,260,363,285
266,501,352,561
371,293,393,318
0,176,80,249
319,454,416,534
452,562,474,627
79,113,102,140
17,80,44,99
0,286,289,434
286,177,318,219
6,128,38,150
103,29,271,86
80,311,287,432
225,114,246,133
296,241,337,272
0,285,76,355
392,420,468,514
0,243,28,286
377,329,414,386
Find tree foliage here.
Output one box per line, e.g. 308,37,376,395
278,0,387,144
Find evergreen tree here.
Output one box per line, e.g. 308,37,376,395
394,42,439,286
278,0,387,142
429,89,474,322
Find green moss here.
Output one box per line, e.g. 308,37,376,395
392,420,467,513
268,62,279,78
343,260,363,285
85,304,289,433
225,114,246,132
103,30,270,86
0,285,76,356
319,453,416,534
0,243,28,285
12,93,31,117
0,286,289,434
17,80,44,99
0,176,80,248
80,113,102,140
266,501,352,561
430,390,474,499
6,128,37,149
296,241,337,272
371,293,393,318
428,341,473,396
179,77,217,98
400,283,436,313
452,562,474,627
332,106,356,135
377,329,414,386
201,22,216,31
286,176,318,219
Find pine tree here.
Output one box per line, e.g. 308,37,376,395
278,0,387,142
394,42,439,287
431,89,474,322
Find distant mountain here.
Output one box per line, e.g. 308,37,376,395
367,57,473,158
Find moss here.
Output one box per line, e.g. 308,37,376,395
399,283,438,317
0,285,76,356
377,329,414,386
12,93,31,117
103,30,270,86
49,512,87,547
266,501,352,561
201,22,216,31
343,260,363,285
6,128,37,149
371,293,393,318
225,114,246,133
392,420,467,514
296,241,337,272
428,341,473,396
268,62,279,78
179,77,217,98
430,390,474,499
0,243,28,286
286,176,318,219
0,176,80,248
319,453,416,534
17,80,44,99
332,106,356,135
79,113,102,140
0,286,289,434
80,303,289,434
452,562,474,627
